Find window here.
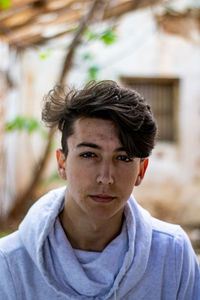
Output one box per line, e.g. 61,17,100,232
120,77,179,142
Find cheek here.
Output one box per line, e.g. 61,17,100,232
117,167,139,190
66,162,94,189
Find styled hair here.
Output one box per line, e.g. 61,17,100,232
42,80,157,158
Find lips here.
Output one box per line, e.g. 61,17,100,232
90,194,116,203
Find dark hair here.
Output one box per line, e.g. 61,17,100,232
42,80,157,158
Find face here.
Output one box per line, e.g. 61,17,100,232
56,117,148,223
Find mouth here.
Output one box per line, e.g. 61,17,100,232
89,194,116,203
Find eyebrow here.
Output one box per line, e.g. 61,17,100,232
76,142,127,152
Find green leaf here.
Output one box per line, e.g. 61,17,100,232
83,53,93,61
100,29,117,45
83,28,99,41
38,49,52,60
6,116,24,131
25,119,39,133
0,0,11,10
5,116,47,137
83,28,117,45
88,66,99,81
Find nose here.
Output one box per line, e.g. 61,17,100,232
96,162,114,185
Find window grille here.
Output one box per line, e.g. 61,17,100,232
120,77,179,142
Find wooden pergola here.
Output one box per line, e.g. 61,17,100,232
1,0,199,49
0,0,163,49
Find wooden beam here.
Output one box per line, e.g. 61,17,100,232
0,0,86,21
104,0,163,19
0,0,165,48
0,0,46,21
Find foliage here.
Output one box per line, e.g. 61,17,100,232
100,29,117,45
82,27,117,82
36,28,116,62
38,49,52,60
5,116,47,137
87,66,100,81
5,117,61,187
83,52,94,60
83,28,117,45
83,28,99,41
0,0,11,10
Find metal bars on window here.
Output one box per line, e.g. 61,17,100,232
120,77,179,142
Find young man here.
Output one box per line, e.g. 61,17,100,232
0,80,199,299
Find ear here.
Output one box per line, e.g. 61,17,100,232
56,149,67,180
135,158,149,186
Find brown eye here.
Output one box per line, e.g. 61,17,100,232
80,152,96,158
117,155,133,162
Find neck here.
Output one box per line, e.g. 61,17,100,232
59,205,123,252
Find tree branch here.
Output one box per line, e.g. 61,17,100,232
59,0,101,84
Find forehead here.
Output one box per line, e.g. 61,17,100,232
69,117,121,147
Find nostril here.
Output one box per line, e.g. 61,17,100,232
96,163,114,185
96,174,114,185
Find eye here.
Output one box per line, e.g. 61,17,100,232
80,152,97,158
117,155,133,163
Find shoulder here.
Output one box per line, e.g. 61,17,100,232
0,231,28,269
0,232,22,299
0,231,29,270
150,217,200,298
150,217,199,274
152,218,199,281
0,231,23,255
151,217,184,240
151,217,194,256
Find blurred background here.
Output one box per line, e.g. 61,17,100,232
0,0,200,255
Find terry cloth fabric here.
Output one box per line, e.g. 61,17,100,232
0,186,199,299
